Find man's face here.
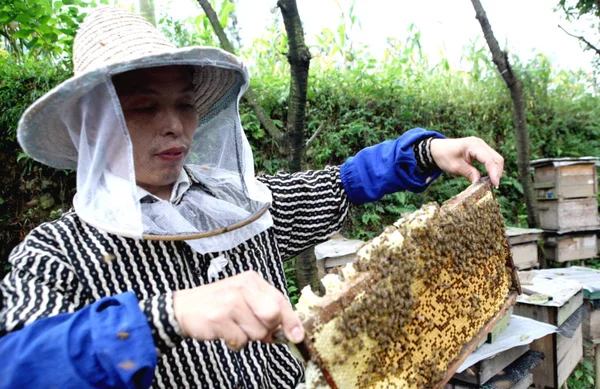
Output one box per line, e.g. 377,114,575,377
113,66,199,195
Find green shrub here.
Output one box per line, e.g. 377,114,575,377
2,38,600,278
0,57,74,279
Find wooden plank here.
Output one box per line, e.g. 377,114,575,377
510,243,539,270
323,253,356,270
449,351,543,389
556,324,583,387
514,290,583,327
511,373,533,389
531,323,583,388
545,233,598,262
583,302,600,342
453,344,528,385
530,333,557,388
487,306,514,344
534,164,598,200
506,227,543,245
537,197,600,231
557,290,584,326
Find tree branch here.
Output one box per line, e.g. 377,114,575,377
305,124,324,148
470,0,539,228
558,24,600,55
195,0,283,142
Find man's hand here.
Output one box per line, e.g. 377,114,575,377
430,137,504,188
173,271,304,350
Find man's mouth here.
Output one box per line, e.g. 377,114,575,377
155,147,186,162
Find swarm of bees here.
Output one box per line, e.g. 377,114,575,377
297,180,516,389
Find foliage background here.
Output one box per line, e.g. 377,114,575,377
2,27,599,273
1,1,599,385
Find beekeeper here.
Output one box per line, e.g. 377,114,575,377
0,7,504,389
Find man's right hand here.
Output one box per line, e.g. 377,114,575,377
173,270,304,350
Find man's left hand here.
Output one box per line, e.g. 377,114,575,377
430,137,504,188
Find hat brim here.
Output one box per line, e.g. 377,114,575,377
17,46,248,170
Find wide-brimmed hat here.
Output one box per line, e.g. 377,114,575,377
17,6,247,170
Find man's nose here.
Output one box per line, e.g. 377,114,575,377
161,109,184,136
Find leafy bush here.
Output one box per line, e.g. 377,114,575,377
2,18,600,279
0,57,74,278
567,358,595,389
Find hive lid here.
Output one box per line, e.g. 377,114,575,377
314,236,365,260
530,156,600,168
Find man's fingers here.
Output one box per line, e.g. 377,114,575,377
218,320,249,351
242,286,282,333
469,140,504,188
278,297,304,343
240,271,303,343
461,164,481,184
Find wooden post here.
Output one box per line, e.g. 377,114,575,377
595,340,600,389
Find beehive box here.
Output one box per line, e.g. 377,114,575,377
536,197,600,231
544,232,598,263
447,350,544,389
514,288,584,389
514,290,583,327
314,235,364,279
529,324,583,389
452,343,528,386
507,227,542,270
531,158,598,200
297,179,520,389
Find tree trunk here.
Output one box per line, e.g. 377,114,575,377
278,0,319,292
139,0,156,26
195,0,283,142
470,0,539,228
277,0,311,173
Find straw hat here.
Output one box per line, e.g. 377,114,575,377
17,6,247,170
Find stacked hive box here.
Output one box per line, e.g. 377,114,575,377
531,157,600,265
514,285,584,389
506,227,543,270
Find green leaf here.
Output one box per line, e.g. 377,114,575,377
587,376,594,385
0,198,4,205
14,13,32,24
12,29,32,39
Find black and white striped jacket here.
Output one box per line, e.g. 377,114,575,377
0,167,350,388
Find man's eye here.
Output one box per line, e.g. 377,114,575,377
133,106,156,113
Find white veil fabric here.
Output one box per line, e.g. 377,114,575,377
62,60,273,254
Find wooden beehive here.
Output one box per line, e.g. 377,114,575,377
446,350,544,389
314,234,364,279
514,288,584,389
506,227,542,270
452,344,529,386
531,157,598,200
529,325,583,389
531,157,600,232
544,232,598,263
536,197,599,231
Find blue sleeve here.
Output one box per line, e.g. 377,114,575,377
0,292,157,389
340,128,445,204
